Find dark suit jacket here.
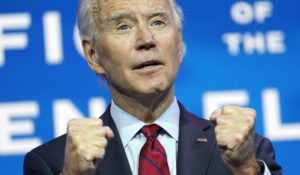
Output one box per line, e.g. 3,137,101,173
24,103,282,175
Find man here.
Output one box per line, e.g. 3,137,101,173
24,0,282,174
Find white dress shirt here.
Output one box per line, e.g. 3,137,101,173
110,98,271,175
111,99,179,175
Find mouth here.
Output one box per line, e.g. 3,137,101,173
133,60,163,70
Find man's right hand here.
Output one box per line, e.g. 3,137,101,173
61,118,114,175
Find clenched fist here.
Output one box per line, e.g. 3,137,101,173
210,105,261,175
61,118,114,175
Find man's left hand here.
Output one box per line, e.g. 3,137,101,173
210,105,261,175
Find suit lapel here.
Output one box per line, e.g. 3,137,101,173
95,103,217,175
177,103,216,175
96,106,132,175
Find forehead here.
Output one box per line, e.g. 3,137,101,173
95,0,173,20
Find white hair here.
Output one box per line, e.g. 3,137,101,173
77,0,183,41
77,0,97,40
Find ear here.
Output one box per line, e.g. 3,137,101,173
82,37,106,75
177,33,184,64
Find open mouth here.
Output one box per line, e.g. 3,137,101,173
133,60,163,70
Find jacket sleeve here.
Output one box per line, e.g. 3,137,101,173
255,136,282,175
23,151,55,175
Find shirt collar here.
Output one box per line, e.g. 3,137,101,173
110,98,180,147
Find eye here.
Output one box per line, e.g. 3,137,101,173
152,20,165,27
117,24,131,32
154,20,163,25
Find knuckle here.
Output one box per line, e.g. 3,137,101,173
216,135,224,144
243,125,250,133
216,115,225,124
100,138,108,147
76,144,86,154
99,148,106,159
215,135,221,142
248,108,256,116
70,134,81,145
239,125,247,132
244,108,256,117
215,126,221,134
223,105,235,111
222,106,229,113
67,125,75,132
68,118,80,126
210,109,222,121
98,119,103,126
211,109,219,116
217,139,226,147
227,142,237,150
90,118,103,127
68,124,79,133
234,133,244,144
97,127,106,136
223,105,230,110
85,152,93,162
68,121,76,130
95,137,108,148
88,118,102,125
246,116,255,126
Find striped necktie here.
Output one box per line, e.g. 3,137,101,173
139,124,171,175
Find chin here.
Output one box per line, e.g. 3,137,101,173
131,76,172,96
141,84,171,97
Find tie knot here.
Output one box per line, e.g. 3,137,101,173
141,124,161,138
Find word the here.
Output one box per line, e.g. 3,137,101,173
223,31,285,55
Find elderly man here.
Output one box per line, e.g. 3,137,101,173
24,0,282,174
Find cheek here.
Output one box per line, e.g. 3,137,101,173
98,38,125,65
163,37,182,64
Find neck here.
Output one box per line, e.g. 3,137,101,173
110,87,175,123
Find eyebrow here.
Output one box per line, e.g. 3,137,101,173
149,11,169,19
108,10,169,22
108,11,133,22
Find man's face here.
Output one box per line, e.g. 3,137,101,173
88,0,183,98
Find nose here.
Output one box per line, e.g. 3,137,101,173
135,27,156,51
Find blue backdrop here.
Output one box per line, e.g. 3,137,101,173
1,0,299,174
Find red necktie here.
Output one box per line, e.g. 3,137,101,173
139,124,171,175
